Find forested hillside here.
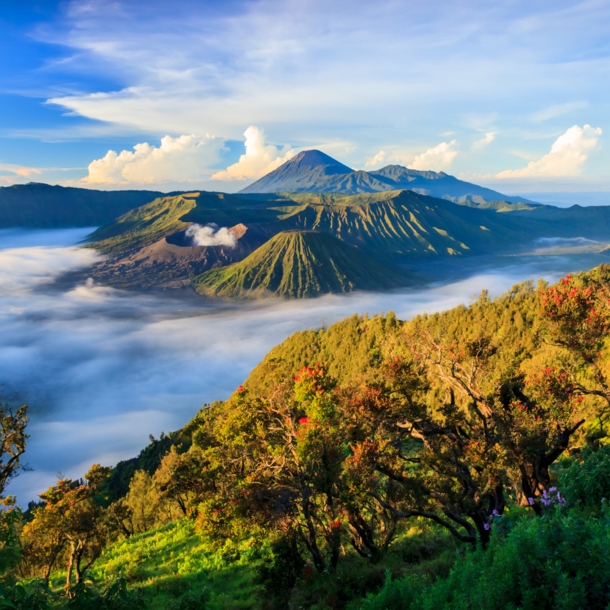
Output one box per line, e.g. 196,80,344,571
2,266,610,608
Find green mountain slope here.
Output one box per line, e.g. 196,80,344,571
271,190,537,258
0,183,165,228
193,230,411,299
87,191,283,254
86,194,199,253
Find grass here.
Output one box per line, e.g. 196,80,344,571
44,515,462,609
86,519,270,609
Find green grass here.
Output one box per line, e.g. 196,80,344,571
87,519,270,609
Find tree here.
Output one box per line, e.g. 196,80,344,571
153,446,211,516
0,404,28,579
194,368,353,572
0,405,28,497
22,465,112,593
539,270,610,433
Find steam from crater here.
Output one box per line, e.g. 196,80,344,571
185,223,236,247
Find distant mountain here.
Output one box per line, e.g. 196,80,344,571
239,150,535,205
81,188,610,298
192,230,410,299
0,183,166,228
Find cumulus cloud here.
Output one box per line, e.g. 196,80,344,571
410,140,458,171
185,224,236,247
211,126,295,181
472,132,496,150
83,134,224,185
364,150,387,169
497,124,602,179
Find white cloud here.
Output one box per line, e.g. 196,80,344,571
472,132,496,150
185,224,236,247
211,126,295,181
410,140,458,171
83,134,224,185
364,150,387,169
496,124,602,179
530,101,588,123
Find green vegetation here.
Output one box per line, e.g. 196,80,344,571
86,195,200,254
193,230,411,299
3,266,610,608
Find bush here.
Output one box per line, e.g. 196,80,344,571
360,505,610,609
561,445,610,512
255,533,304,606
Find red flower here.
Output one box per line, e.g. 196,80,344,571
299,417,310,425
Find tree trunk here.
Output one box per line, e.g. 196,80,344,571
65,542,75,596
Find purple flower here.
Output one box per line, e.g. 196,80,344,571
528,497,535,506
484,523,491,531
492,509,499,516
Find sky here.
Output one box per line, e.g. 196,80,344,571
0,0,609,194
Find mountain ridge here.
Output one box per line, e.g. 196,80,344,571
0,183,169,228
240,149,535,205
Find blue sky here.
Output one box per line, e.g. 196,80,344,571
0,0,609,194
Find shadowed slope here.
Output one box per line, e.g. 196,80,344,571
193,231,411,299
0,183,165,228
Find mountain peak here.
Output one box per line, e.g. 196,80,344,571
192,230,409,299
239,150,353,194
286,150,353,172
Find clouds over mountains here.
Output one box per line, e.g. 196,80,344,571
83,134,224,185
4,0,603,190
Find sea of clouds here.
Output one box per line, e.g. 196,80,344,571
1,228,609,503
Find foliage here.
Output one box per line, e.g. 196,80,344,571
560,444,610,512
359,502,610,609
0,405,28,497
6,268,610,608
21,465,113,591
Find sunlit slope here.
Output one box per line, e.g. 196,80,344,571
87,191,283,254
193,230,410,299
272,190,534,258
86,194,199,253
86,189,547,262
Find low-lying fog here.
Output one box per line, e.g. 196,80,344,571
2,228,610,503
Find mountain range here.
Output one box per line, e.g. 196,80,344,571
6,150,610,299
239,150,535,205
0,183,166,228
